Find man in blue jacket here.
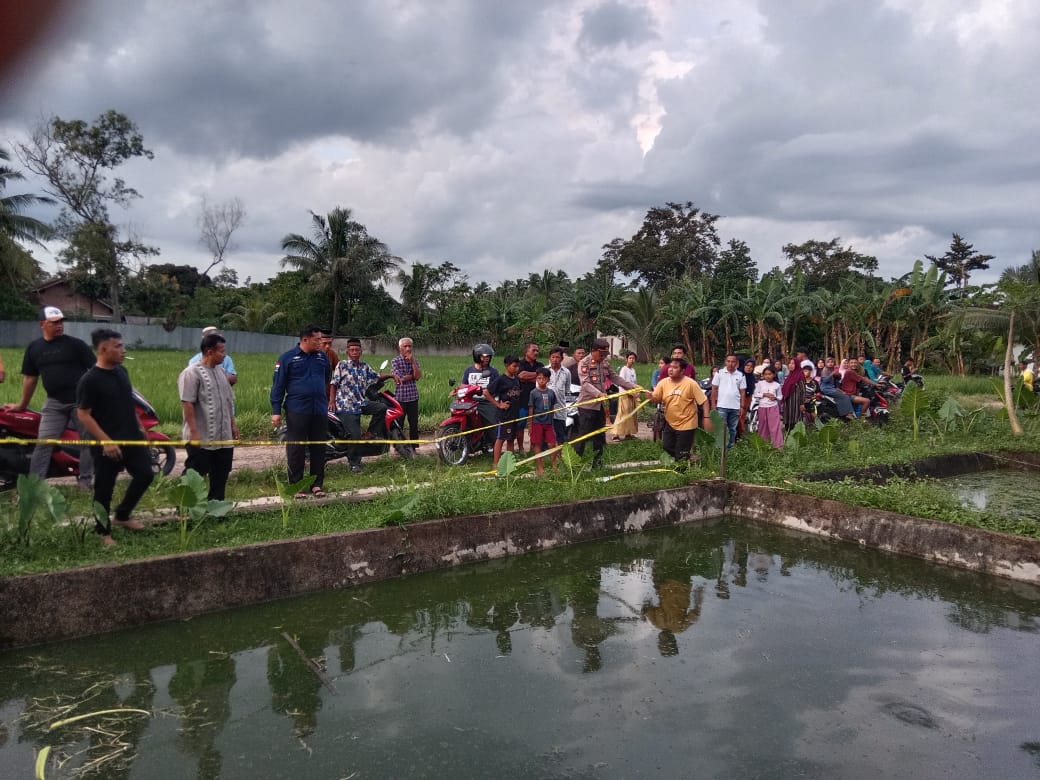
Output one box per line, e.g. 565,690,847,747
271,325,332,498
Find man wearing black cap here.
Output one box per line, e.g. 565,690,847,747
4,306,96,487
573,338,641,467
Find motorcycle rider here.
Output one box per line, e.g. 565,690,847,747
4,306,96,489
462,343,500,432
329,337,392,474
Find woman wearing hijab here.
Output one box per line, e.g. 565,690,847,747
738,358,757,437
780,357,804,430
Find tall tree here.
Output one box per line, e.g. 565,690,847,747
712,238,758,295
612,201,721,288
197,195,246,276
782,238,878,292
280,207,400,334
396,261,460,326
925,233,994,290
17,110,155,320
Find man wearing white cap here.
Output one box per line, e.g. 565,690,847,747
188,326,237,385
3,306,96,487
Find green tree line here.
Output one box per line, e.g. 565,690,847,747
2,112,1037,378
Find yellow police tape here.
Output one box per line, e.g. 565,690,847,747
0,388,650,449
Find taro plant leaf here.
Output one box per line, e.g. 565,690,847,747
785,421,808,450
817,421,840,456
205,499,234,518
937,396,965,432
14,473,65,546
901,383,928,442
847,439,860,455
560,443,587,485
383,491,420,526
275,473,316,502
497,450,517,478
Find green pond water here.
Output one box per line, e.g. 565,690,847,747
943,469,1039,518
2,519,1040,779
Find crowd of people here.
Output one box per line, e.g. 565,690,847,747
3,314,1036,547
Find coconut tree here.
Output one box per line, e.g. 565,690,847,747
281,207,400,334
0,147,54,246
599,286,663,362
222,299,287,332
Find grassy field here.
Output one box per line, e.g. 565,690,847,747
0,348,669,439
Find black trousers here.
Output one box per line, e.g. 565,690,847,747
662,423,695,462
92,443,154,533
185,445,234,501
573,407,606,465
400,399,420,444
339,400,388,466
285,410,326,488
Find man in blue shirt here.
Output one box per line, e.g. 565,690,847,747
271,325,331,497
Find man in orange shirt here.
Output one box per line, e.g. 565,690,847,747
649,357,712,465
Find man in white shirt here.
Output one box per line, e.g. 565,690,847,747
710,353,746,448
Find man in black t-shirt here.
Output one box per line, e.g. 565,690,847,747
77,329,154,546
4,307,96,487
485,355,522,468
514,342,543,456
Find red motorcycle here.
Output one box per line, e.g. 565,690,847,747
436,381,497,466
0,389,176,490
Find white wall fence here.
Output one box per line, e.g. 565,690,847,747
0,321,298,354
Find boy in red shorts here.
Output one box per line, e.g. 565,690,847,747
528,367,559,475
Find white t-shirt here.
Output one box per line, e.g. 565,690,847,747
711,368,746,409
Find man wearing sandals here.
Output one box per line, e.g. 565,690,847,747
271,325,332,498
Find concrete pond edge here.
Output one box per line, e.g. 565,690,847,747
2,450,1039,650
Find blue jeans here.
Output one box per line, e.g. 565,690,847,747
718,407,740,448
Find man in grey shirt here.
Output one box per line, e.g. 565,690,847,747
178,332,237,500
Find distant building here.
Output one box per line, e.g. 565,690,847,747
34,278,114,321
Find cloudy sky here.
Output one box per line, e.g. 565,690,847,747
1,0,1037,288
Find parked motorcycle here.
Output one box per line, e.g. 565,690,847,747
0,389,176,490
436,378,580,466
277,376,415,463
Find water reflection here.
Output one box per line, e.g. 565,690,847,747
3,520,1040,779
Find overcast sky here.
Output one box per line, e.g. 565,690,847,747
1,0,1037,288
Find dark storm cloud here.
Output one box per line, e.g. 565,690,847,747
578,1,656,51
1,0,553,158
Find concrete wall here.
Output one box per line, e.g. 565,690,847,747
3,450,1040,649
0,321,298,354
0,482,729,650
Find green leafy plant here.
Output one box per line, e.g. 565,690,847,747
382,490,420,527
559,443,588,486
3,473,67,546
496,450,520,492
901,384,929,442
816,420,840,457
167,469,234,546
273,473,317,532
785,420,809,450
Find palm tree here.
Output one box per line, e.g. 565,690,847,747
281,207,400,334
396,262,439,326
222,299,287,332
0,147,54,246
600,287,663,362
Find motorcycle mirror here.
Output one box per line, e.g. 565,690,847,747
481,369,492,378
379,359,389,370
449,378,456,386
